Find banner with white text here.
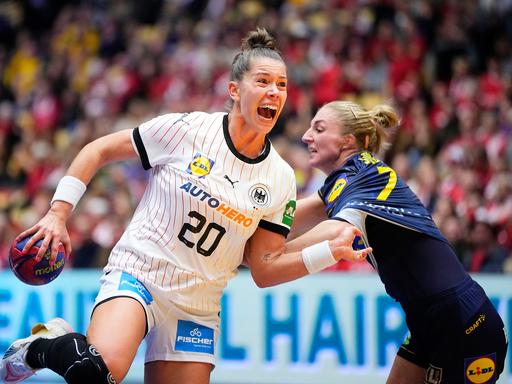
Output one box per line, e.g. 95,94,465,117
0,270,510,383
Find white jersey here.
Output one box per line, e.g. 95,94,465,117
107,111,297,314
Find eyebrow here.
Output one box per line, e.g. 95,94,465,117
312,119,325,126
253,71,287,79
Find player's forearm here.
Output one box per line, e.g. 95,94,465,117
250,249,309,288
50,130,137,219
66,131,136,185
286,219,347,253
288,194,327,239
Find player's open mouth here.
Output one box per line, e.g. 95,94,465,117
257,105,277,120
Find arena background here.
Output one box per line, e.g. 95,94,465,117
1,0,511,383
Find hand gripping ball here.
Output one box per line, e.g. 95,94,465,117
9,236,66,285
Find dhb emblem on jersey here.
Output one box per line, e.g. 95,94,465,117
187,153,215,178
464,353,496,384
282,200,296,226
249,184,271,207
327,175,347,203
175,320,214,355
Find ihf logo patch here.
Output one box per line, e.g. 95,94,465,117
249,184,271,207
175,320,214,355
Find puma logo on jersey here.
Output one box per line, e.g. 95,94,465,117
224,175,239,188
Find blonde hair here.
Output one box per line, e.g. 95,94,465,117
324,101,400,155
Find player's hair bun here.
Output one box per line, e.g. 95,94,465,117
241,27,278,52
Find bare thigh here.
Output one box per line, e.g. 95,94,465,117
87,297,147,383
145,360,213,384
386,355,425,384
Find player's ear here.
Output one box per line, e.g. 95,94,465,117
341,133,357,151
228,81,240,102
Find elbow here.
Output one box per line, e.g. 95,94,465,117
251,272,275,288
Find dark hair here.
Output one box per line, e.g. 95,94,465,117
230,27,284,82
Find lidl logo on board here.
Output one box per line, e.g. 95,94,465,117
188,153,215,178
327,175,347,203
464,354,496,384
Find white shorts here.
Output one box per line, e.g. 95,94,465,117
94,269,220,365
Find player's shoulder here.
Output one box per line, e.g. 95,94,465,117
347,151,389,171
142,111,224,129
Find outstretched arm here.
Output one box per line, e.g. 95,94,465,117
288,192,327,239
244,221,371,288
17,129,138,262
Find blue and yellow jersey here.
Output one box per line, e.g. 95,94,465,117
319,151,447,243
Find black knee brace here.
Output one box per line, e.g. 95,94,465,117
63,335,116,384
27,333,116,384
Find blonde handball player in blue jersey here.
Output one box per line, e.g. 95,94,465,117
0,28,371,384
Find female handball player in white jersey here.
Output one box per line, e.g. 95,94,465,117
1,29,370,384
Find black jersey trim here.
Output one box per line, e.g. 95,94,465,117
223,114,271,164
258,219,290,237
133,127,151,170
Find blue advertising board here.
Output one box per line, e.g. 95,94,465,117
0,270,510,383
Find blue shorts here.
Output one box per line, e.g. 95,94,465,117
398,278,508,383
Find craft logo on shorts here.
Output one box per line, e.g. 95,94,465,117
187,153,214,178
327,175,347,203
175,320,214,355
465,314,486,334
282,199,296,226
465,354,496,384
249,184,271,207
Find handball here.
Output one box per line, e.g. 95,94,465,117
9,235,66,286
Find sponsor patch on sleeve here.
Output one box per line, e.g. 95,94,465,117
118,272,153,305
327,175,347,203
175,320,214,355
282,199,296,227
464,353,496,384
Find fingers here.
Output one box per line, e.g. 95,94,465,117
343,225,362,239
20,228,66,266
21,228,45,255
354,247,372,261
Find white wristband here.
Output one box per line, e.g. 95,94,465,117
50,176,87,210
301,240,337,274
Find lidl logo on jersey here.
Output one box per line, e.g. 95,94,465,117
282,199,296,226
327,175,347,203
175,320,214,355
464,353,496,384
187,153,215,178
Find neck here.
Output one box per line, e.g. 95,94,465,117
323,149,359,175
227,112,267,159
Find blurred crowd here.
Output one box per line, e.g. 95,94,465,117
0,0,511,273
